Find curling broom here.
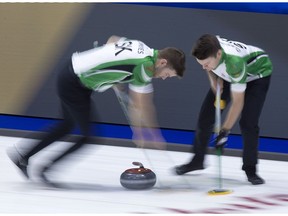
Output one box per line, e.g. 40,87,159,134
208,78,233,196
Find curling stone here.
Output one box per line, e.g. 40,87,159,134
120,162,156,190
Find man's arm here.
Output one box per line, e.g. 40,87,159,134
129,89,160,129
128,89,165,148
207,71,217,93
207,71,223,94
214,89,245,151
222,90,245,130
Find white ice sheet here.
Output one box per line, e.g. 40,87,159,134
1,136,288,214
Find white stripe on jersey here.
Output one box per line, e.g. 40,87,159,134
247,54,269,66
141,64,152,83
129,83,154,94
231,83,247,92
82,69,132,78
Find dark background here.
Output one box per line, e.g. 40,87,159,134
1,3,287,139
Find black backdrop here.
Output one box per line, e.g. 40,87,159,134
23,4,288,139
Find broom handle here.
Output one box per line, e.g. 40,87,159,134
215,78,223,189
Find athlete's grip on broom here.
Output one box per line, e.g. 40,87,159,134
214,128,230,152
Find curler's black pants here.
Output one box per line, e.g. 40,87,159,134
189,76,271,172
23,59,93,166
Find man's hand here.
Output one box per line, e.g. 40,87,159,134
215,129,230,151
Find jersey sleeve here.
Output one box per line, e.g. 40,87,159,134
129,61,154,93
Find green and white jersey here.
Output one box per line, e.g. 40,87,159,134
72,38,157,93
213,36,273,92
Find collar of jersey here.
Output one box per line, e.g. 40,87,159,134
215,48,226,69
153,50,158,64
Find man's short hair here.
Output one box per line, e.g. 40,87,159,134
192,34,221,60
158,47,186,77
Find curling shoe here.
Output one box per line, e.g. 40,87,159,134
244,167,265,185
39,165,50,182
38,164,63,188
39,165,55,187
7,147,29,179
246,173,265,185
174,163,204,175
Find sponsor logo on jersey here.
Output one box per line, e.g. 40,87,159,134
138,42,145,54
230,63,246,83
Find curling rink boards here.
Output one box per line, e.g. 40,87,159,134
1,135,288,214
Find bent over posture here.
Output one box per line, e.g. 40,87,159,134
175,34,272,185
8,35,186,186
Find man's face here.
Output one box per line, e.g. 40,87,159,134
154,67,177,80
154,59,177,80
196,50,222,72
